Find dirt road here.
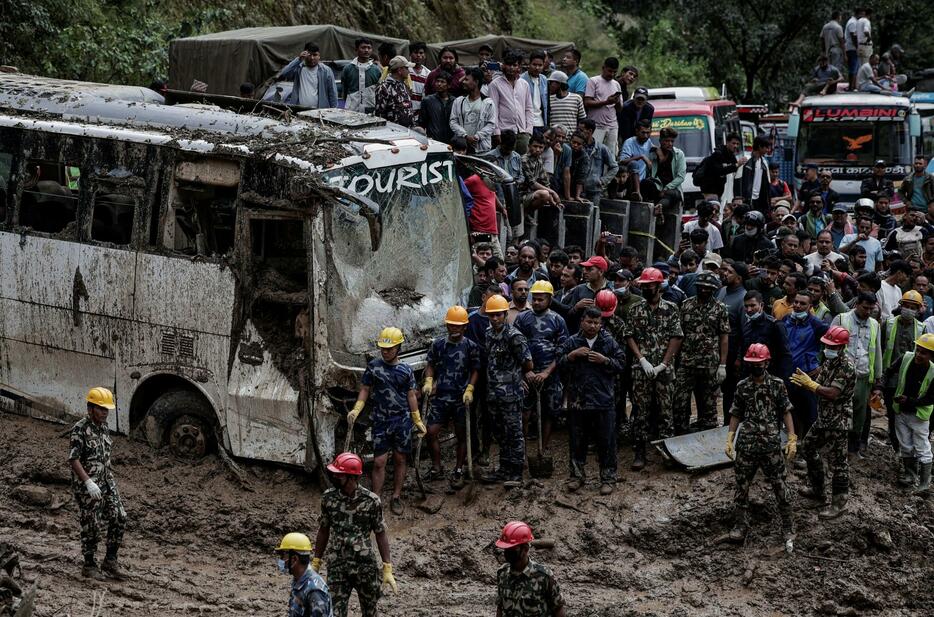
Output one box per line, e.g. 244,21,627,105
2,409,933,616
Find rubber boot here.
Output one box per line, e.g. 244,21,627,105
798,484,826,502
82,562,107,581
818,493,848,519
631,443,646,471
914,462,932,495
898,457,919,488
101,558,128,581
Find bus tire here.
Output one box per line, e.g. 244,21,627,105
144,389,215,458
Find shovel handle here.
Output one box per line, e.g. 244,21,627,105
536,388,544,457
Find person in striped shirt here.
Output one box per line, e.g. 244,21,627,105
547,71,585,135
409,42,431,111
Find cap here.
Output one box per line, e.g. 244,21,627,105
388,55,415,71
806,163,818,170
774,199,792,209
874,159,886,167
652,261,670,275
634,87,649,100
547,70,568,84
781,213,797,222
615,268,634,281
701,253,722,268
580,255,608,272
831,203,848,213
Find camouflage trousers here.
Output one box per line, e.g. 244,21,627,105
733,447,794,535
489,399,526,476
801,424,849,496
329,557,381,617
630,370,674,445
74,484,126,562
673,366,720,434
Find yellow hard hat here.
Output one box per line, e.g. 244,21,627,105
484,294,509,313
276,532,312,553
529,280,555,295
86,387,116,410
377,327,404,348
917,333,934,353
901,290,924,306
444,305,469,325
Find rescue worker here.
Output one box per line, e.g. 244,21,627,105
514,280,569,451
558,298,626,494
313,453,396,617
625,267,683,469
68,387,127,580
275,532,332,617
604,269,644,437
792,326,858,519
725,344,796,550
467,283,506,467
494,521,566,617
674,271,730,434
879,291,925,452
481,294,535,485
423,306,481,488
875,333,934,493
347,327,425,515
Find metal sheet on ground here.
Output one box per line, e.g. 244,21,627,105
654,425,790,471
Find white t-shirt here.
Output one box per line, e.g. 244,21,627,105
844,17,859,52
298,65,320,108
877,279,902,321
924,314,934,334
804,250,844,274
530,80,544,127
857,17,872,46
856,63,875,88
683,220,724,251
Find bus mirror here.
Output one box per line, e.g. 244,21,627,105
333,187,382,251
787,113,800,139
910,111,921,138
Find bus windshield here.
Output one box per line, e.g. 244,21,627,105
798,121,911,166
652,115,711,159
322,154,472,362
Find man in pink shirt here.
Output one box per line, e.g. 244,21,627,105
584,57,623,160
488,50,534,155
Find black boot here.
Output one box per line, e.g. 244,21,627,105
631,443,646,471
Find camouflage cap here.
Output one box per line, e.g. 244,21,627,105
695,271,721,289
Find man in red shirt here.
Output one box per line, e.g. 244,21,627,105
454,136,507,259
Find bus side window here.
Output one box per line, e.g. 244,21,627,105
92,191,136,245
0,152,12,227
171,184,238,256
18,160,80,234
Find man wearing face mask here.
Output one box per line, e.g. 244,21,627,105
674,272,729,434
729,211,773,264
275,532,332,617
624,267,684,469
831,292,882,456
313,452,396,617
879,291,925,453
791,326,857,519
495,521,566,616
783,290,829,440
725,344,796,550
738,291,792,379
605,269,645,437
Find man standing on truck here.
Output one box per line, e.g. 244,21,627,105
341,38,381,113
375,56,417,127
313,452,396,617
346,327,426,515
277,42,338,109
68,387,128,580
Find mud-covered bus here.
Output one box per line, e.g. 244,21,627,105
788,94,921,206
0,74,475,471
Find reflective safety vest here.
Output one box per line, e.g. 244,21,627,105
883,317,923,371
893,352,934,421
840,311,879,382
814,303,829,321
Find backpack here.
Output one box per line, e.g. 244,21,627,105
692,154,711,186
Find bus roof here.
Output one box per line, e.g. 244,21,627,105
646,86,720,101
650,100,714,117
0,73,446,170
800,93,912,108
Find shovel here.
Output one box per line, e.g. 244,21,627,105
528,388,554,479
463,399,479,506
414,394,429,500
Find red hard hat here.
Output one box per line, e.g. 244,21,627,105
743,343,771,363
820,325,850,346
636,267,665,284
326,452,363,475
495,521,534,549
595,289,618,317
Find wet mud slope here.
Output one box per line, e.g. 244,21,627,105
1,410,932,616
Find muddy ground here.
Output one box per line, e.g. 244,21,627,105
2,408,933,617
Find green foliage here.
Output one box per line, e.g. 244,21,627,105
614,16,708,88
514,0,618,75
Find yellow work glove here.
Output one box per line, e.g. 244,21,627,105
347,400,365,424
422,376,434,397
725,431,735,460
311,557,322,572
382,562,398,593
462,384,475,405
784,434,797,462
411,410,427,436
790,368,819,393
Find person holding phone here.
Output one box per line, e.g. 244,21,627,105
583,57,623,159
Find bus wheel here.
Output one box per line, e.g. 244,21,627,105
169,414,209,459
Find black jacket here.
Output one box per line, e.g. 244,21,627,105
696,145,739,196
739,314,793,379
419,94,454,143
860,176,895,201
730,231,774,264
741,156,770,213
617,99,655,143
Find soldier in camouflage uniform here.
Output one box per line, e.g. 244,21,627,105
481,294,534,484
604,269,644,439
68,387,127,580
624,268,683,469
514,280,569,451
314,453,396,617
494,521,566,617
792,325,858,519
674,272,730,433
423,305,481,487
725,344,797,549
